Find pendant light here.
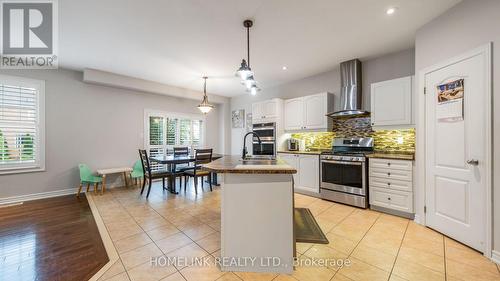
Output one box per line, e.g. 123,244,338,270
236,20,260,94
197,76,214,114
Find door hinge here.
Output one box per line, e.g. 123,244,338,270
424,206,427,213
424,87,427,95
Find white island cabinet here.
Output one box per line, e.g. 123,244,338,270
203,156,296,274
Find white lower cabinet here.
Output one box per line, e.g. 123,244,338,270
278,153,319,196
369,158,413,215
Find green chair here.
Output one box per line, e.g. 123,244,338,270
77,164,103,197
130,160,144,186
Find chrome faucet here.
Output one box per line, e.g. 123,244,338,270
242,132,261,159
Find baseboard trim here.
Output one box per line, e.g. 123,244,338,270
0,188,78,205
492,250,500,265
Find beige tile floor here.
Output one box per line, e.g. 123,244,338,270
91,181,500,281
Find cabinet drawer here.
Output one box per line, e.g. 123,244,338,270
369,167,412,181
370,177,413,192
369,158,412,171
369,187,413,213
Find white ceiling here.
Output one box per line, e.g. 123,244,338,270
59,0,460,97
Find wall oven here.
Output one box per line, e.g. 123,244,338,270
252,122,276,156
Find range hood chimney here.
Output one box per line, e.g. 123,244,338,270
327,59,368,117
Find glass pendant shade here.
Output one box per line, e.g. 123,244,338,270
198,77,214,114
242,76,257,89
236,59,253,80
248,85,260,96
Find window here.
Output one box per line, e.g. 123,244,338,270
0,75,45,174
145,110,205,165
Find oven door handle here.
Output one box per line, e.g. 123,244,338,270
252,127,275,131
321,160,363,166
253,141,275,144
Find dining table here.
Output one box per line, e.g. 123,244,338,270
151,153,224,194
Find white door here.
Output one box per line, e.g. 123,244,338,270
303,94,326,129
425,46,490,252
284,98,303,130
371,76,412,126
298,155,319,193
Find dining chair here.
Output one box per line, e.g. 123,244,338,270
130,160,144,186
138,149,172,198
172,146,191,188
77,164,103,197
184,148,213,193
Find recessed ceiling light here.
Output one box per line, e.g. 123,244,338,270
282,66,287,70
386,7,396,15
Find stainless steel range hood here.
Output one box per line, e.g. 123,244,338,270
327,59,368,118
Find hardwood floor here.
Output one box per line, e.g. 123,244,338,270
0,195,109,281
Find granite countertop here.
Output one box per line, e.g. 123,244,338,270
277,150,324,155
365,151,415,160
202,155,297,174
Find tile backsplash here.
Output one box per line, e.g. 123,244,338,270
372,129,415,153
290,132,334,150
289,116,415,153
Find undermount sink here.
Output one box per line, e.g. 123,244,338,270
240,155,277,165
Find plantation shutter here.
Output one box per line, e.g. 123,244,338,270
145,112,204,166
0,77,43,172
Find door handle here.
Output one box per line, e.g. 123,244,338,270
467,159,479,166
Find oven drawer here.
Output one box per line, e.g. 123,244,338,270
369,158,412,171
369,187,413,213
369,177,413,192
369,167,412,181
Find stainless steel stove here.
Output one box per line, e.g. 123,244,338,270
320,137,373,208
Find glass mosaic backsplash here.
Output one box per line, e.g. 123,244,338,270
372,129,415,152
290,116,415,153
290,132,334,150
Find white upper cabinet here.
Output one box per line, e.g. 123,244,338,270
370,76,413,127
252,98,282,124
284,98,303,130
284,92,333,131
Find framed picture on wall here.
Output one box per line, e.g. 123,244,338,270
232,109,245,128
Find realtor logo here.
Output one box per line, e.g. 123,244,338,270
0,0,58,68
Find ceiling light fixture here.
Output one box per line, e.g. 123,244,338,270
197,76,214,114
386,7,396,15
248,84,260,96
282,66,287,70
236,19,260,94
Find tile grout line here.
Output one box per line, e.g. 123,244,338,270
92,193,137,281
108,185,188,280
122,182,221,279
386,218,410,281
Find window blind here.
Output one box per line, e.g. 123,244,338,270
0,81,41,171
145,112,204,171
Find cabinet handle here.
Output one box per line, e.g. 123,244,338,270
387,163,391,166
372,123,375,125
387,172,391,176
387,182,391,186
387,197,391,201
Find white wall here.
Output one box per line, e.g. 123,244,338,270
414,0,500,254
230,48,415,154
0,68,228,199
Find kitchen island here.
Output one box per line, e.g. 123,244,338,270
203,156,297,274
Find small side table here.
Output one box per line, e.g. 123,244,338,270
96,167,133,195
